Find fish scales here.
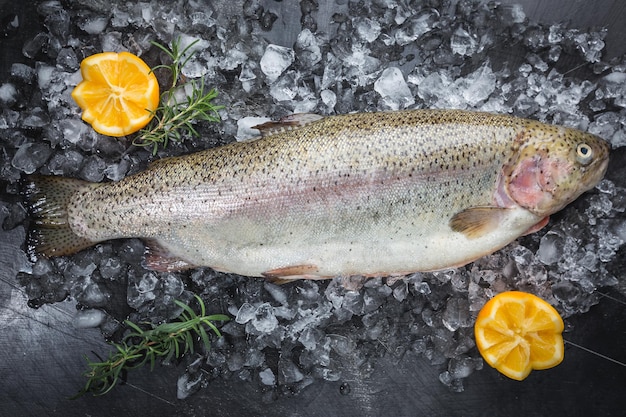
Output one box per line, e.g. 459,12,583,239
22,109,610,280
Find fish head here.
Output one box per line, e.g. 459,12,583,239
504,125,610,217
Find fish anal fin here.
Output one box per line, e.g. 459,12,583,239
252,113,324,137
262,264,322,284
449,206,510,239
144,240,197,272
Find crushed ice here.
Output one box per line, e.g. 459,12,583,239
1,0,625,401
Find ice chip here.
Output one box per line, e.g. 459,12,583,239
80,155,106,182
162,274,184,297
177,372,203,400
11,142,53,174
22,33,50,60
354,17,381,43
0,83,17,106
264,282,288,305
260,44,295,83
328,334,356,356
450,27,477,56
296,28,322,66
56,47,79,71
259,368,276,386
395,10,439,46
252,303,278,332
461,64,496,106
79,282,107,306
278,357,304,384
298,326,323,350
442,297,471,331
269,71,299,102
78,15,109,34
374,67,415,110
537,230,565,265
320,89,337,109
73,309,106,329
235,302,257,324
236,116,271,141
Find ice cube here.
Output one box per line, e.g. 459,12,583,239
235,302,257,324
22,33,50,60
260,44,295,83
537,230,565,265
441,297,471,332
298,326,323,350
79,155,106,182
78,15,109,35
461,64,496,106
354,17,381,43
177,372,203,400
259,368,276,386
395,10,439,46
10,63,36,83
269,71,299,102
264,282,288,305
236,116,271,141
296,29,322,66
252,303,278,332
56,47,79,71
320,89,337,110
450,27,477,56
0,83,17,106
374,67,415,110
73,309,106,329
278,357,304,384
11,142,53,174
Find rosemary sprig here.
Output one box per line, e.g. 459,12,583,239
74,295,229,397
133,37,224,155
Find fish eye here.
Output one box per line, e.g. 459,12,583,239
576,143,593,165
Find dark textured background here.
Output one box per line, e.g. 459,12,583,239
1,1,625,416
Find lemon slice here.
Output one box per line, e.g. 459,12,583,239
72,51,160,137
474,291,564,380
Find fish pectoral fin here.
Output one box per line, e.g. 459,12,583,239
252,113,324,137
449,206,510,239
143,240,198,272
261,264,323,284
522,216,550,236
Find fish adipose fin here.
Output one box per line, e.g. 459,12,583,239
262,264,322,284
449,206,510,239
253,113,324,137
21,175,98,259
144,240,198,272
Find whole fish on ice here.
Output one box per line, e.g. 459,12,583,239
22,109,610,281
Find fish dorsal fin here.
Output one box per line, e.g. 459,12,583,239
449,206,510,239
252,113,324,137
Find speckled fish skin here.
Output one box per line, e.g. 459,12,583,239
24,109,610,280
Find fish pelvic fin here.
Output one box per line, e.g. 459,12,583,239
21,175,98,259
449,206,510,239
144,239,198,272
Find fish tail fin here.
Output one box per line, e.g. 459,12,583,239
21,175,99,259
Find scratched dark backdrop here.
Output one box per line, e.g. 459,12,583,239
1,1,626,417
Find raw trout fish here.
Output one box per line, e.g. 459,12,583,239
22,109,610,281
